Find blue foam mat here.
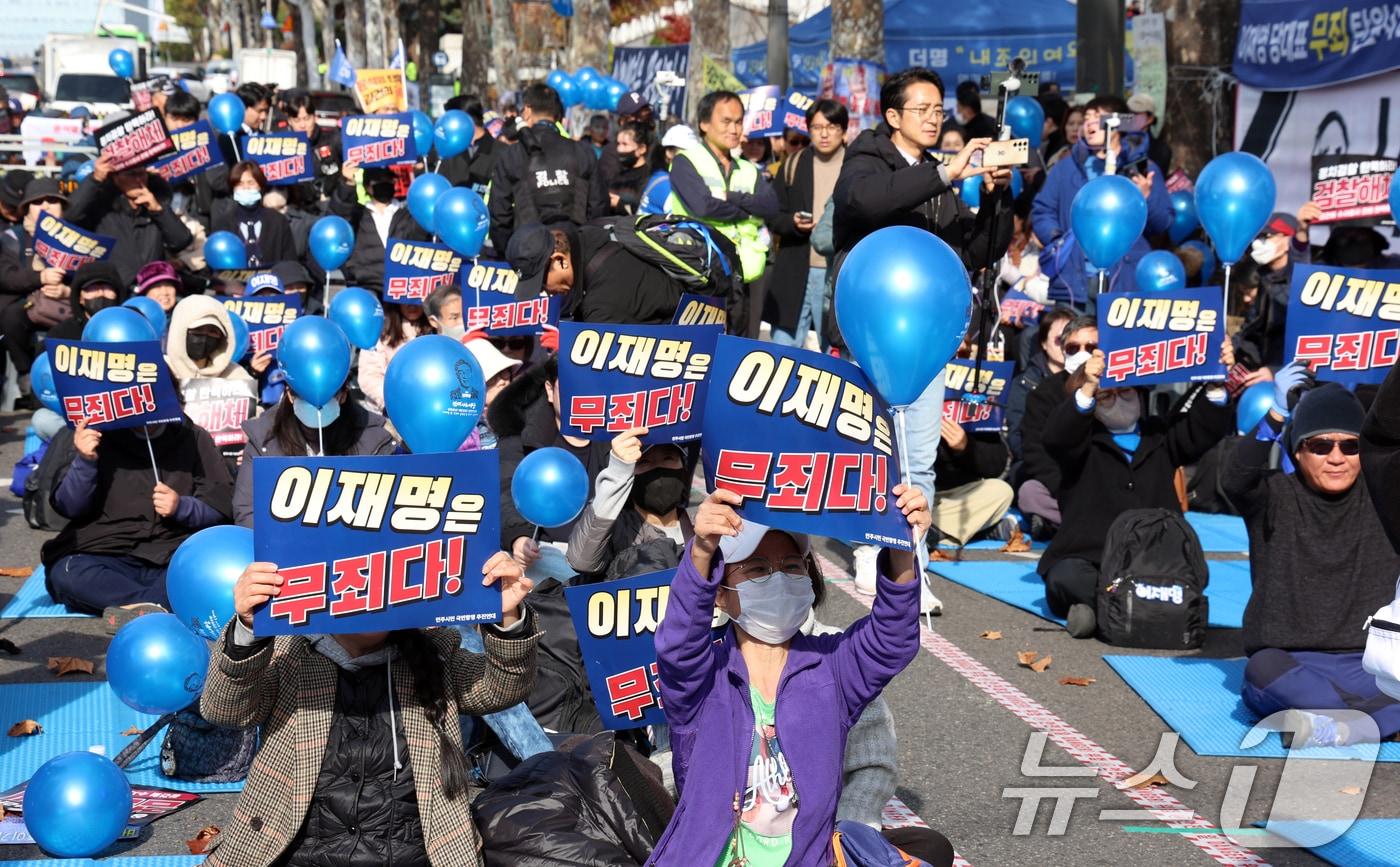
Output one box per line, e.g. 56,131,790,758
930,559,1252,628
0,682,244,793
4,859,205,866
0,567,92,619
1104,655,1400,762
1257,819,1400,867
1185,511,1250,552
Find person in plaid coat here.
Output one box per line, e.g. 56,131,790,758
199,551,540,867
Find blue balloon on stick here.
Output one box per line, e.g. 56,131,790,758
167,525,253,641
1195,151,1277,264
1005,96,1044,148
329,286,385,350
384,334,485,453
107,48,135,79
1070,174,1148,271
407,171,450,235
123,295,168,336
208,92,245,135
434,110,475,159
82,307,156,344
1236,381,1275,436
308,215,354,271
434,187,489,257
834,225,972,407
107,612,209,715
23,751,131,857
1135,250,1187,292
512,447,589,528
227,310,250,361
1168,190,1200,244
30,353,60,413
204,230,248,271
410,110,435,157
278,316,351,408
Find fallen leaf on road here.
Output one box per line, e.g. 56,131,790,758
1016,651,1040,666
0,639,19,655
123,726,142,736
1340,786,1363,796
0,567,33,579
1030,655,1053,673
1059,676,1096,686
47,656,94,677
7,720,41,737
1001,528,1032,553
980,630,1003,640
1126,772,1171,789
187,825,220,854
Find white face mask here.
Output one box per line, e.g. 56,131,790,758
292,396,341,429
233,188,262,208
1250,236,1284,266
1064,350,1091,374
730,571,815,645
1095,390,1141,431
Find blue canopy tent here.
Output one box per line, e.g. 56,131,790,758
733,0,1079,91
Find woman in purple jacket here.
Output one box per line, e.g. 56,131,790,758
652,485,929,867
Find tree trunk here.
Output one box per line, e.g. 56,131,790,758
321,0,339,88
285,0,322,87
685,0,731,121
566,0,609,71
459,0,490,98
345,0,366,66
490,0,519,97
828,0,882,64
1160,0,1240,177
365,0,386,67
767,0,789,89
418,0,440,108
385,0,402,65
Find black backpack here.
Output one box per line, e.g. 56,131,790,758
515,125,590,229
1096,509,1209,648
23,427,75,532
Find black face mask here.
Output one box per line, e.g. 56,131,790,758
185,332,224,362
369,181,396,203
82,296,116,316
616,150,640,170
632,466,688,515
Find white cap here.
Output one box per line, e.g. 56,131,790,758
1127,93,1156,114
718,518,810,564
661,124,699,151
463,337,522,383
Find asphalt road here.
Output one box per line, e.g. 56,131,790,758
0,408,1389,865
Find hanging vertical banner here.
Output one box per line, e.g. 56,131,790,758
1284,264,1400,385
46,340,183,431
564,569,674,731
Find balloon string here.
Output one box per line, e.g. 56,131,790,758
317,408,325,457
896,405,934,631
144,424,161,485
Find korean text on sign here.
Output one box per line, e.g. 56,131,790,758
671,292,727,327
564,569,674,730
152,120,217,184
384,239,464,303
463,258,559,336
245,132,314,185
223,293,303,356
701,336,910,551
46,339,182,431
341,113,417,168
741,85,784,138
942,359,1015,432
558,321,721,444
183,377,258,450
251,451,503,636
1284,264,1400,386
95,108,173,171
33,214,114,273
1098,286,1226,388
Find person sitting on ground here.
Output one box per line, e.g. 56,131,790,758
132,260,182,315
165,294,256,388
64,155,193,287
1038,340,1235,638
928,415,1016,549
1007,306,1075,470
1222,368,1400,747
1017,315,1097,537
47,261,126,341
0,177,70,399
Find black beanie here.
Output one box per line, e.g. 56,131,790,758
1287,382,1364,453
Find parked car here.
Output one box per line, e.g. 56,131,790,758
0,69,42,111
204,59,237,94
49,73,131,118
150,66,211,104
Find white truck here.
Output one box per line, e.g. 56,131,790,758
235,48,299,92
40,34,148,118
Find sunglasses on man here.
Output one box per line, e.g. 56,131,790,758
1298,436,1360,457
490,336,531,352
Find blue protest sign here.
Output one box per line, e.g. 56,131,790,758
244,132,314,186
559,321,721,445
251,451,503,636
671,293,727,327
741,85,784,138
565,569,674,730
1098,286,1226,387
1235,0,1400,91
33,214,115,273
1284,264,1400,386
222,293,303,357
46,339,182,431
341,113,417,168
151,121,217,184
701,336,910,551
942,359,1015,432
384,239,464,304
999,288,1044,325
462,259,560,336
782,90,815,134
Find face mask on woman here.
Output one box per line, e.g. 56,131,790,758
82,296,116,316
292,396,341,429
233,188,262,208
1094,390,1141,431
632,466,688,514
728,572,815,645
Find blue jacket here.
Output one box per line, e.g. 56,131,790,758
651,540,920,866
1030,139,1173,305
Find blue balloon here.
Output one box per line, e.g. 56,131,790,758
434,187,489,257
1135,250,1187,293
328,286,385,350
107,612,209,714
82,307,156,343
410,110,434,157
1236,381,1275,436
23,752,131,857
1195,151,1277,264
434,110,475,159
108,48,135,79
834,225,972,407
74,160,95,183
1070,174,1148,271
227,310,250,361
123,295,168,336
1180,239,1217,283
604,78,627,112
30,353,60,413
407,171,450,235
575,66,602,85
204,230,248,271
208,91,245,136
551,0,574,16
279,316,351,408
512,447,589,528
168,525,253,641
1168,190,1200,245
582,76,608,110
546,69,573,95
556,75,581,107
962,172,1022,209
384,334,485,453
1391,168,1400,222
1005,95,1044,148
308,215,354,271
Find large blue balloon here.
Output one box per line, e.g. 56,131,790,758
575,66,602,85
834,225,972,407
384,334,485,453
1135,250,1187,293
604,78,627,112
123,295,168,336
582,76,608,110
1236,381,1275,436
434,187,489,257
410,110,435,157
227,309,250,361
309,215,354,271
1391,168,1400,222
434,110,475,159
107,612,209,715
1180,239,1218,282
328,286,385,350
30,353,60,413
1005,96,1045,148
407,171,450,235
1168,190,1200,244
168,525,253,641
556,75,581,107
82,307,157,343
1195,151,1277,264
23,751,131,857
208,92,245,135
204,230,248,271
546,69,574,99
279,316,351,408
1070,174,1148,271
512,447,589,528
108,48,135,79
